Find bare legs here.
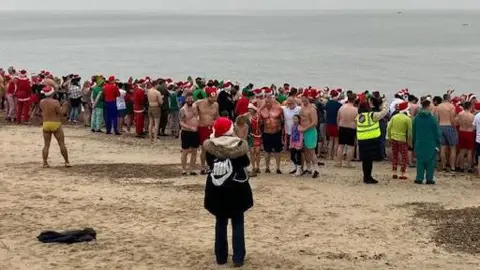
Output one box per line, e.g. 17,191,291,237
149,116,160,143
181,148,198,174
43,128,70,168
327,137,338,160
336,145,354,167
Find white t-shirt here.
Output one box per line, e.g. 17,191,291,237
282,106,301,135
116,89,127,110
472,113,480,143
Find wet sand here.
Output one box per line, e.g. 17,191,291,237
0,124,479,270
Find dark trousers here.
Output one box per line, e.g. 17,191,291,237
215,213,245,265
362,158,373,181
290,149,302,166
159,109,168,134
105,101,118,134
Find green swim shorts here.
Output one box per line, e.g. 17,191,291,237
304,128,318,150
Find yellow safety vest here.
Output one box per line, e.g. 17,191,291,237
356,112,381,140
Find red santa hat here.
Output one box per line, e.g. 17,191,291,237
205,86,217,98
211,117,234,138
397,101,409,113
222,81,233,91
263,87,273,96
253,88,263,96
329,89,339,99
41,85,55,97
19,69,27,78
475,102,480,111
108,76,115,83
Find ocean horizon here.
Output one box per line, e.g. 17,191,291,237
1,10,479,95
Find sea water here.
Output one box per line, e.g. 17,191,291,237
0,10,479,95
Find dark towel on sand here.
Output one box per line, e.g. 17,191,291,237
37,228,97,244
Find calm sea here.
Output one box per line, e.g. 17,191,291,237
0,10,479,95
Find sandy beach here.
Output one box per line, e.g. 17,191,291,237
0,123,479,270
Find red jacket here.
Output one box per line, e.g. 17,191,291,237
133,87,145,112
235,96,249,117
15,77,32,100
103,83,120,102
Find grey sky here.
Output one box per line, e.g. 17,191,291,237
2,0,480,11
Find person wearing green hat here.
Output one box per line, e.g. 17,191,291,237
192,77,207,101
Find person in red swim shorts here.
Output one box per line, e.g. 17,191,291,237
194,86,219,174
455,101,475,172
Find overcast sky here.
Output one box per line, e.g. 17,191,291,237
2,0,480,11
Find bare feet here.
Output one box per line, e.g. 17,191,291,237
65,162,72,168
43,163,50,168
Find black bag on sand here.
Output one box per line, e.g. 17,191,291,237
37,228,97,244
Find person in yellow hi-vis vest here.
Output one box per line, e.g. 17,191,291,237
356,96,389,184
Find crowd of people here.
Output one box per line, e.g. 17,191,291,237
1,67,479,184
3,66,480,268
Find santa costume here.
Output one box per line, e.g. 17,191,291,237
15,70,32,124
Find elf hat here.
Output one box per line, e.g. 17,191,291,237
211,117,234,138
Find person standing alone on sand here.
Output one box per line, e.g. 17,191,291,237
180,93,200,176
336,93,358,168
39,86,70,168
195,87,219,174
147,81,163,143
203,117,252,268
299,90,320,178
413,98,440,184
435,94,458,172
455,101,475,172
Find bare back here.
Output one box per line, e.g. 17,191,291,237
40,98,62,122
337,103,358,129
436,102,456,126
180,105,199,132
195,100,218,127
147,88,162,107
457,111,474,132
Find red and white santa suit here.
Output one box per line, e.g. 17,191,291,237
15,70,32,123
133,85,146,136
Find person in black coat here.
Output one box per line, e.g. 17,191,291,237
217,85,235,120
203,117,253,268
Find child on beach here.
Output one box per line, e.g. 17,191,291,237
290,115,303,176
247,103,262,175
234,115,249,140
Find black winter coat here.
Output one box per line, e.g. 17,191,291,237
203,137,253,218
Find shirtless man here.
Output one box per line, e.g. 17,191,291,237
180,93,200,176
195,86,219,174
336,93,358,167
147,80,163,143
39,86,70,168
299,90,320,178
259,88,284,174
435,94,457,171
455,102,475,172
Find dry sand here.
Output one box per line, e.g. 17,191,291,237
0,124,479,270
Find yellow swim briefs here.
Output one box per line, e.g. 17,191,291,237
42,122,61,132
